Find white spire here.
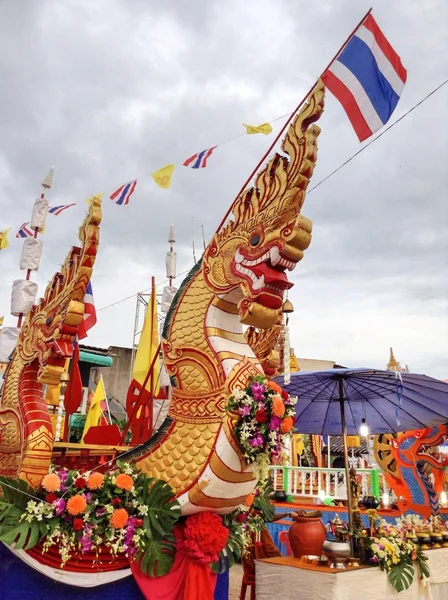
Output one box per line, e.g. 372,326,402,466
168,223,175,244
42,166,55,190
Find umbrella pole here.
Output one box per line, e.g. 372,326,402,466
338,380,354,557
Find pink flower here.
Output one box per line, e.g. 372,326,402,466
251,382,265,401
269,416,281,430
239,405,251,417
248,434,264,447
54,498,66,516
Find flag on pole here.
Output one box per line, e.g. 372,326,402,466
78,282,97,340
64,340,84,414
16,222,34,238
322,13,407,142
243,123,273,135
152,164,175,189
0,228,11,250
48,203,76,215
81,376,107,442
110,180,138,205
183,147,217,169
131,283,160,396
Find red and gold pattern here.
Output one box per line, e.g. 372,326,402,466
0,197,101,486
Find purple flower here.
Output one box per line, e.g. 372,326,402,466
251,382,265,401
96,507,106,517
239,405,251,417
80,537,93,552
370,556,379,563
248,434,264,448
269,416,281,430
59,470,68,484
54,498,66,516
85,492,92,503
60,484,66,493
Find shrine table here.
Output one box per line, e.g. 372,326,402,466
255,548,448,600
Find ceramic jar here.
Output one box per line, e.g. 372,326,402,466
288,512,326,558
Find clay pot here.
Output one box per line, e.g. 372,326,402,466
288,512,326,558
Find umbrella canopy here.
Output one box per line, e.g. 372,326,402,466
275,368,448,436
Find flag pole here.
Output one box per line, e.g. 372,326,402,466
214,7,372,236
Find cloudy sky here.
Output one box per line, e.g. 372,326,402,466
0,0,447,379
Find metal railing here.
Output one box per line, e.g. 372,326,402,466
269,465,387,501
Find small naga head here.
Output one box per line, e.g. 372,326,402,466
16,198,101,385
203,83,325,329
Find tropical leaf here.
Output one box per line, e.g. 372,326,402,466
138,532,177,577
212,515,244,574
416,553,430,580
388,559,415,593
0,519,47,550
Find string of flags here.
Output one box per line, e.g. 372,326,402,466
1,12,408,245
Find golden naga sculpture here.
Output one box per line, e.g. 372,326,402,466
0,84,325,517
0,198,101,486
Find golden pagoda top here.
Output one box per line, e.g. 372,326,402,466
386,347,409,372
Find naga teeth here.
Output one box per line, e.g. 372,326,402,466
235,249,244,264
252,274,265,291
270,246,281,266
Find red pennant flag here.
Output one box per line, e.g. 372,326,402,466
64,342,83,414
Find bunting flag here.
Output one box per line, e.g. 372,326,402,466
152,164,175,189
243,122,273,135
81,376,107,442
48,203,76,215
183,147,216,169
78,282,97,340
110,180,137,205
0,228,11,250
16,222,34,238
322,13,407,141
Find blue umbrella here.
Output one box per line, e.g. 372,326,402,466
274,368,448,554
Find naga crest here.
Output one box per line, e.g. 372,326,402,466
14,197,101,385
202,82,325,329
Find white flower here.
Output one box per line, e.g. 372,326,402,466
138,505,148,516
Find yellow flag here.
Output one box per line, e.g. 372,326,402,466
0,228,11,250
152,164,174,189
81,377,106,442
243,123,273,135
0,316,3,327
347,435,361,448
132,284,160,395
86,193,102,206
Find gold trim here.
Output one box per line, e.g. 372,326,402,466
209,452,255,484
206,327,246,344
211,297,239,315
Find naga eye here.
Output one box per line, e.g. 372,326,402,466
45,317,52,326
250,234,260,247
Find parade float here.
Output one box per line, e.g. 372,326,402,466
0,77,325,598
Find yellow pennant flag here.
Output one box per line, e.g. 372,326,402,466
132,283,160,396
81,376,107,442
243,123,273,135
0,228,11,250
152,164,174,189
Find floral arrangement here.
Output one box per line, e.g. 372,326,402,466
226,376,296,477
0,462,181,576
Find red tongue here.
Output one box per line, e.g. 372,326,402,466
250,262,292,290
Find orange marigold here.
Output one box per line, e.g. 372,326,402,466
267,381,283,395
87,472,104,490
280,416,294,433
42,473,61,493
67,494,87,515
245,493,255,508
272,396,285,418
110,508,129,529
115,473,134,491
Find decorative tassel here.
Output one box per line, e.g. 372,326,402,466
284,316,291,385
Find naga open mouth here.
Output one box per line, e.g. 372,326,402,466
233,245,297,309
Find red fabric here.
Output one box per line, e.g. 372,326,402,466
27,542,128,572
64,342,83,414
321,70,372,142
363,14,407,83
130,525,217,600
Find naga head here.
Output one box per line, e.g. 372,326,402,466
203,83,324,329
393,426,448,469
15,197,101,385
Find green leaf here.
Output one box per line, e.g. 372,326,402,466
0,519,45,550
388,559,415,593
416,553,430,580
137,533,177,577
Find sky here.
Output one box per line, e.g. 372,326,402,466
0,0,447,379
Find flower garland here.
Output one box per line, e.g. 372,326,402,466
226,376,296,478
0,462,181,575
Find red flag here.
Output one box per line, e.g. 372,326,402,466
64,342,83,414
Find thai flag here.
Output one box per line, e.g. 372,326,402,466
78,282,97,340
16,222,34,238
48,203,76,215
322,14,407,142
183,147,217,169
110,179,137,205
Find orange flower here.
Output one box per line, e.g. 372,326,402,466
115,473,134,491
42,473,61,492
87,472,104,490
272,396,285,418
110,508,129,529
245,493,255,508
267,381,283,395
67,494,87,515
280,416,294,433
